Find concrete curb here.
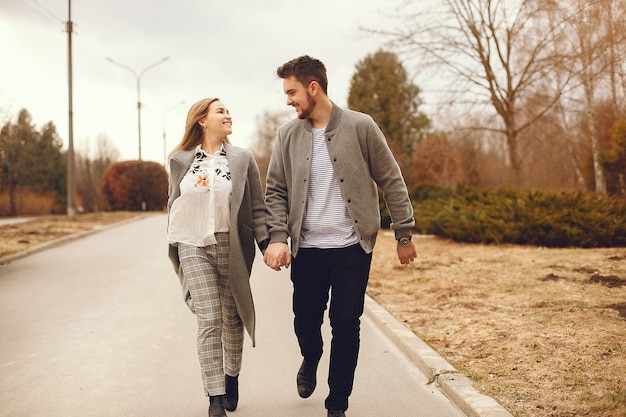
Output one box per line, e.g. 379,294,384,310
364,295,514,417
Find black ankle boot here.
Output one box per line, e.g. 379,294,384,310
209,395,227,417
224,374,239,411
297,359,319,398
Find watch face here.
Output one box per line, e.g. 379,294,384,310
399,237,410,246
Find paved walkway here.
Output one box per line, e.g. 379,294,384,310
0,213,512,417
0,216,37,226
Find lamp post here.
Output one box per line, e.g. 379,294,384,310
162,100,186,167
106,56,170,160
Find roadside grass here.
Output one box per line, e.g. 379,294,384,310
0,211,149,259
368,232,626,417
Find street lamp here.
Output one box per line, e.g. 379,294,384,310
106,56,170,160
162,100,186,167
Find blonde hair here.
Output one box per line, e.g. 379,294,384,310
170,97,230,156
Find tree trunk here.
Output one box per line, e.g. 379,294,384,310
9,182,17,216
587,110,607,196
583,80,607,195
506,123,523,186
556,101,587,190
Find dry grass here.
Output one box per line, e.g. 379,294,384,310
2,216,625,416
369,231,626,417
0,211,147,259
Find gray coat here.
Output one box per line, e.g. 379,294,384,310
167,142,268,346
265,102,415,257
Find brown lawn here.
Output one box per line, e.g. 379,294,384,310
368,231,626,417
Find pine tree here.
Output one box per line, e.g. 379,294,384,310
347,50,430,184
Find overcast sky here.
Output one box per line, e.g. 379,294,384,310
0,0,398,165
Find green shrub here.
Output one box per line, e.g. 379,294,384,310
379,185,626,248
101,160,167,211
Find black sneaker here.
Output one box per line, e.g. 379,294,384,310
327,410,346,417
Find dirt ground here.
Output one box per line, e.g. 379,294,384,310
1,214,625,416
369,231,626,417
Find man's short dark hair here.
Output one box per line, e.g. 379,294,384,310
276,55,328,94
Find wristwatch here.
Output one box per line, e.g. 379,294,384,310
398,236,412,246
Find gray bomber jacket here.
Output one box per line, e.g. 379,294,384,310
265,102,415,257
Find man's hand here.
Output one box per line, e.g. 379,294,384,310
263,242,291,271
397,241,417,265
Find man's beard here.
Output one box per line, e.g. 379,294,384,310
297,93,316,119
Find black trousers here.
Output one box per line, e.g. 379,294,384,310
291,244,372,411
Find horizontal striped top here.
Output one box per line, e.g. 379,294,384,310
300,128,358,248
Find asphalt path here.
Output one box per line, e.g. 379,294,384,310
0,213,468,417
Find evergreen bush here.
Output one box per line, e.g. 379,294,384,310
379,185,626,248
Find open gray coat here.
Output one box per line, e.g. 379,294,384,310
167,143,268,346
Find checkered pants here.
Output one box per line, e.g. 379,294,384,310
178,234,243,396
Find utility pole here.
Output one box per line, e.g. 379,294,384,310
66,0,77,218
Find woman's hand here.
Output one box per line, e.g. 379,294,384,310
263,242,291,271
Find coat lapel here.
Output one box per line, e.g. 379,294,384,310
225,143,246,206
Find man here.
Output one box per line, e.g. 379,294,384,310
263,55,417,417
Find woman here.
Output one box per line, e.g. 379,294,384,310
167,97,268,417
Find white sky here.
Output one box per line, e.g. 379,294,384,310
0,0,398,165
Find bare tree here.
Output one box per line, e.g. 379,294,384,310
411,133,463,187
368,0,578,185
523,0,626,196
449,123,512,188
249,109,291,185
606,117,626,195
554,101,588,190
552,0,626,195
603,0,626,114
570,1,609,194
75,135,120,212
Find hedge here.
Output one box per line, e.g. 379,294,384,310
380,185,626,248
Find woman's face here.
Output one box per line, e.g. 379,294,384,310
200,100,232,137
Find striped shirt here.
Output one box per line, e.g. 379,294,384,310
300,128,358,248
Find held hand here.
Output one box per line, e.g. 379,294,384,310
263,242,291,271
397,241,417,265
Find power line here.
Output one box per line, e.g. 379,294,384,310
31,0,64,22
18,0,62,27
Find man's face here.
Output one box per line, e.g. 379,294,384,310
283,75,316,119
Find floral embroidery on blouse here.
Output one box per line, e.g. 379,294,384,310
197,174,210,187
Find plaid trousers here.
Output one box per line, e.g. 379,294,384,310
178,233,243,396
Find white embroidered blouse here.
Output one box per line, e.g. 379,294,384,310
167,144,232,247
